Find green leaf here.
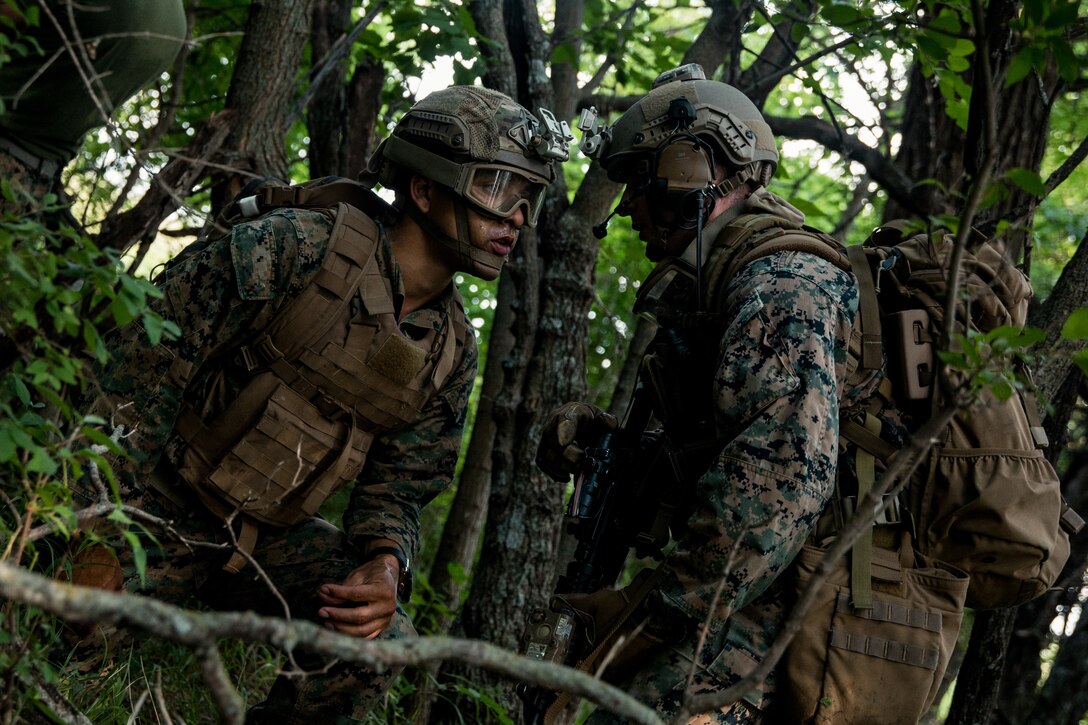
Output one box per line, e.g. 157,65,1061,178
551,42,577,66
1044,2,1080,29
823,5,861,26
1022,0,1045,24
786,196,823,219
948,38,975,58
1052,40,1079,83
929,8,963,35
990,379,1014,401
938,350,967,369
1005,168,1047,197
11,375,31,407
123,530,148,582
0,428,14,462
1005,49,1034,86
947,55,970,72
1061,308,1088,340
1016,326,1046,347
26,445,58,475
1073,349,1088,378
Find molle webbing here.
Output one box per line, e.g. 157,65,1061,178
255,202,377,364
174,200,467,572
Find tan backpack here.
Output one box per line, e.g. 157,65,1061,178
704,213,1082,722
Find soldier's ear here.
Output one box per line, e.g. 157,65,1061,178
408,174,433,213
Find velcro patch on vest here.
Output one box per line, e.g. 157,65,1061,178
367,334,427,386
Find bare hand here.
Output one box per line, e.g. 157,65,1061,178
316,555,399,639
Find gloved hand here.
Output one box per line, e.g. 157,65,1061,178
536,401,618,481
555,569,664,684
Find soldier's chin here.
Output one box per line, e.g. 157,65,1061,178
644,229,691,261
644,240,668,262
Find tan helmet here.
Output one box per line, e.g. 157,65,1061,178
363,86,571,275
578,64,777,243
585,64,777,183
363,86,570,226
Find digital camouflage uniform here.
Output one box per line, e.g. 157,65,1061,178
585,190,903,724
81,206,477,723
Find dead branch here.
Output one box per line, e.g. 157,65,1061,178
0,561,663,725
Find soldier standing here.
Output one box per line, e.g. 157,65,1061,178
0,0,186,215
536,64,889,722
78,86,571,722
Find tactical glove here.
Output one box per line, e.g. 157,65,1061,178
536,401,618,481
554,568,664,685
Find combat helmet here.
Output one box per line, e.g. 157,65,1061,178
363,86,572,275
579,64,777,238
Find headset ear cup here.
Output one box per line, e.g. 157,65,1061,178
677,188,713,227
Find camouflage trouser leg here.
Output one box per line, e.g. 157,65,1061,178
73,481,411,724
584,637,760,725
211,517,415,725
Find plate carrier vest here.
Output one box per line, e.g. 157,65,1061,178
167,188,468,572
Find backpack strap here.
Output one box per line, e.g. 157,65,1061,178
703,214,849,313
249,178,397,223
848,412,883,610
846,245,882,371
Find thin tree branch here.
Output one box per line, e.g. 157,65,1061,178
1045,134,1088,194
286,0,386,131
765,114,920,213
194,643,243,725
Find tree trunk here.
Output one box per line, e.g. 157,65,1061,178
308,0,384,179
218,0,314,193
947,609,1015,724
1034,608,1088,725
436,18,618,706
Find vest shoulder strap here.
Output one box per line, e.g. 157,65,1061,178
258,202,379,366
704,213,848,312
431,290,469,392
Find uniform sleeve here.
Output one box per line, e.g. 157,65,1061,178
85,209,332,485
652,251,858,630
343,328,478,563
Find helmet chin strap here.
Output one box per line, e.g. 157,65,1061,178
709,166,760,199
403,198,508,276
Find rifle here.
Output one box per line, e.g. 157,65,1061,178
516,427,668,723
517,430,624,722
517,326,720,722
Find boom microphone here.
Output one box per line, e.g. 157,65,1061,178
592,200,630,239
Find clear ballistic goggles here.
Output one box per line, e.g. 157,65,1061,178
458,164,548,227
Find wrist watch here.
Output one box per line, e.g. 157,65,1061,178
365,545,412,602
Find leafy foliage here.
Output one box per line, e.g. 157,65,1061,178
0,199,177,718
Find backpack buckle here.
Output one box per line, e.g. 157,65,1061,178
235,345,260,372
